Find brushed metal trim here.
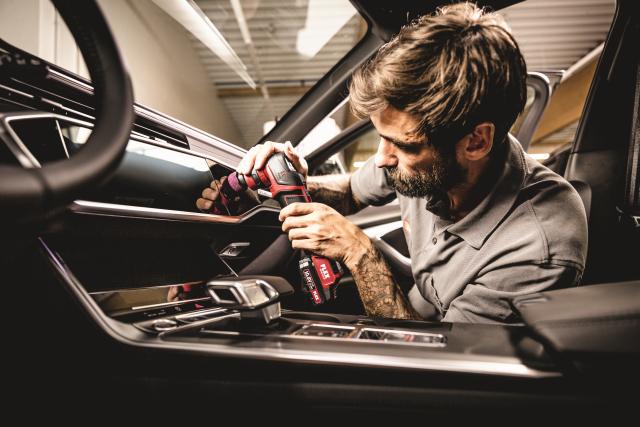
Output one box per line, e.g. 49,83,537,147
363,220,404,239
70,200,280,224
1,112,53,167
131,297,211,312
347,202,401,228
0,83,35,98
364,220,412,276
40,97,95,120
174,307,228,321
354,326,447,347
372,238,412,276
48,68,94,93
216,321,447,349
54,119,70,158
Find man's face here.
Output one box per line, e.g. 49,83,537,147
370,107,466,197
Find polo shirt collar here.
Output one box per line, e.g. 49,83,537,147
431,135,528,250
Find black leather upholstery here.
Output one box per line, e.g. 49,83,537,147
512,281,640,355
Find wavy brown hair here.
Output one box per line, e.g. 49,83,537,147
349,2,527,150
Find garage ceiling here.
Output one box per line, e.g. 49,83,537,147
191,0,616,148
504,0,615,70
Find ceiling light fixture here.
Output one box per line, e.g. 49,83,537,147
229,0,252,45
229,0,273,114
152,0,256,89
296,0,356,58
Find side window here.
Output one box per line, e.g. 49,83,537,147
310,126,379,176
297,99,370,176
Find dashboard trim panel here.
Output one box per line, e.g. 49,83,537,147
70,200,280,224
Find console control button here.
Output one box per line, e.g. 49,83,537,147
152,318,178,331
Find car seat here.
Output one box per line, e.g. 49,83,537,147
563,3,640,285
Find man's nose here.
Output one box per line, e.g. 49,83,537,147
374,138,398,168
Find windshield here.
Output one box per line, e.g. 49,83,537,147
0,0,365,149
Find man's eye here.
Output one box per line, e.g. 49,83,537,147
394,143,421,153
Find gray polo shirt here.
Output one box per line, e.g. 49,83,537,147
350,135,588,324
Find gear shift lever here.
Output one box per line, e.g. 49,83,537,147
206,276,293,324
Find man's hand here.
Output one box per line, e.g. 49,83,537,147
196,175,260,214
196,140,305,213
238,140,308,178
196,176,226,212
280,201,420,320
235,140,366,217
279,202,371,269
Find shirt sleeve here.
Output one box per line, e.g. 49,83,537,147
442,262,583,324
350,155,397,206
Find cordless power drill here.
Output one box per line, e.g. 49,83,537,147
215,152,343,305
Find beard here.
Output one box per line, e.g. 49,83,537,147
385,149,466,198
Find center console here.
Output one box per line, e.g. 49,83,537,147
90,276,448,348
37,229,561,380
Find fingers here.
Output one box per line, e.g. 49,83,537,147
201,187,217,201
167,286,179,302
281,213,310,232
237,145,261,175
238,141,307,177
254,140,285,173
196,197,213,211
279,202,321,222
201,179,222,200
290,238,315,252
197,178,225,211
239,141,283,175
286,226,312,241
283,141,308,177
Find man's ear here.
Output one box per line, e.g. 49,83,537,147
461,122,495,161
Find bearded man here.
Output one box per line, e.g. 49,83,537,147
198,2,587,324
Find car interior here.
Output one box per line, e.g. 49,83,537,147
1,0,638,417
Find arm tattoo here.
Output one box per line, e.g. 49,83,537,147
307,174,366,216
349,244,422,320
307,173,415,318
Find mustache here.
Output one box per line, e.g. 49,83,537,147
383,157,465,198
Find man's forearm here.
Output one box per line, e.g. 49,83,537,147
307,174,366,216
306,173,413,318
346,240,422,320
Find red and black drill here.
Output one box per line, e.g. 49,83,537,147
215,152,343,305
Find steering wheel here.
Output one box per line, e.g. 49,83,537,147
0,0,134,224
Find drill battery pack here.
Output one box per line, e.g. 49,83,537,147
298,253,344,304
